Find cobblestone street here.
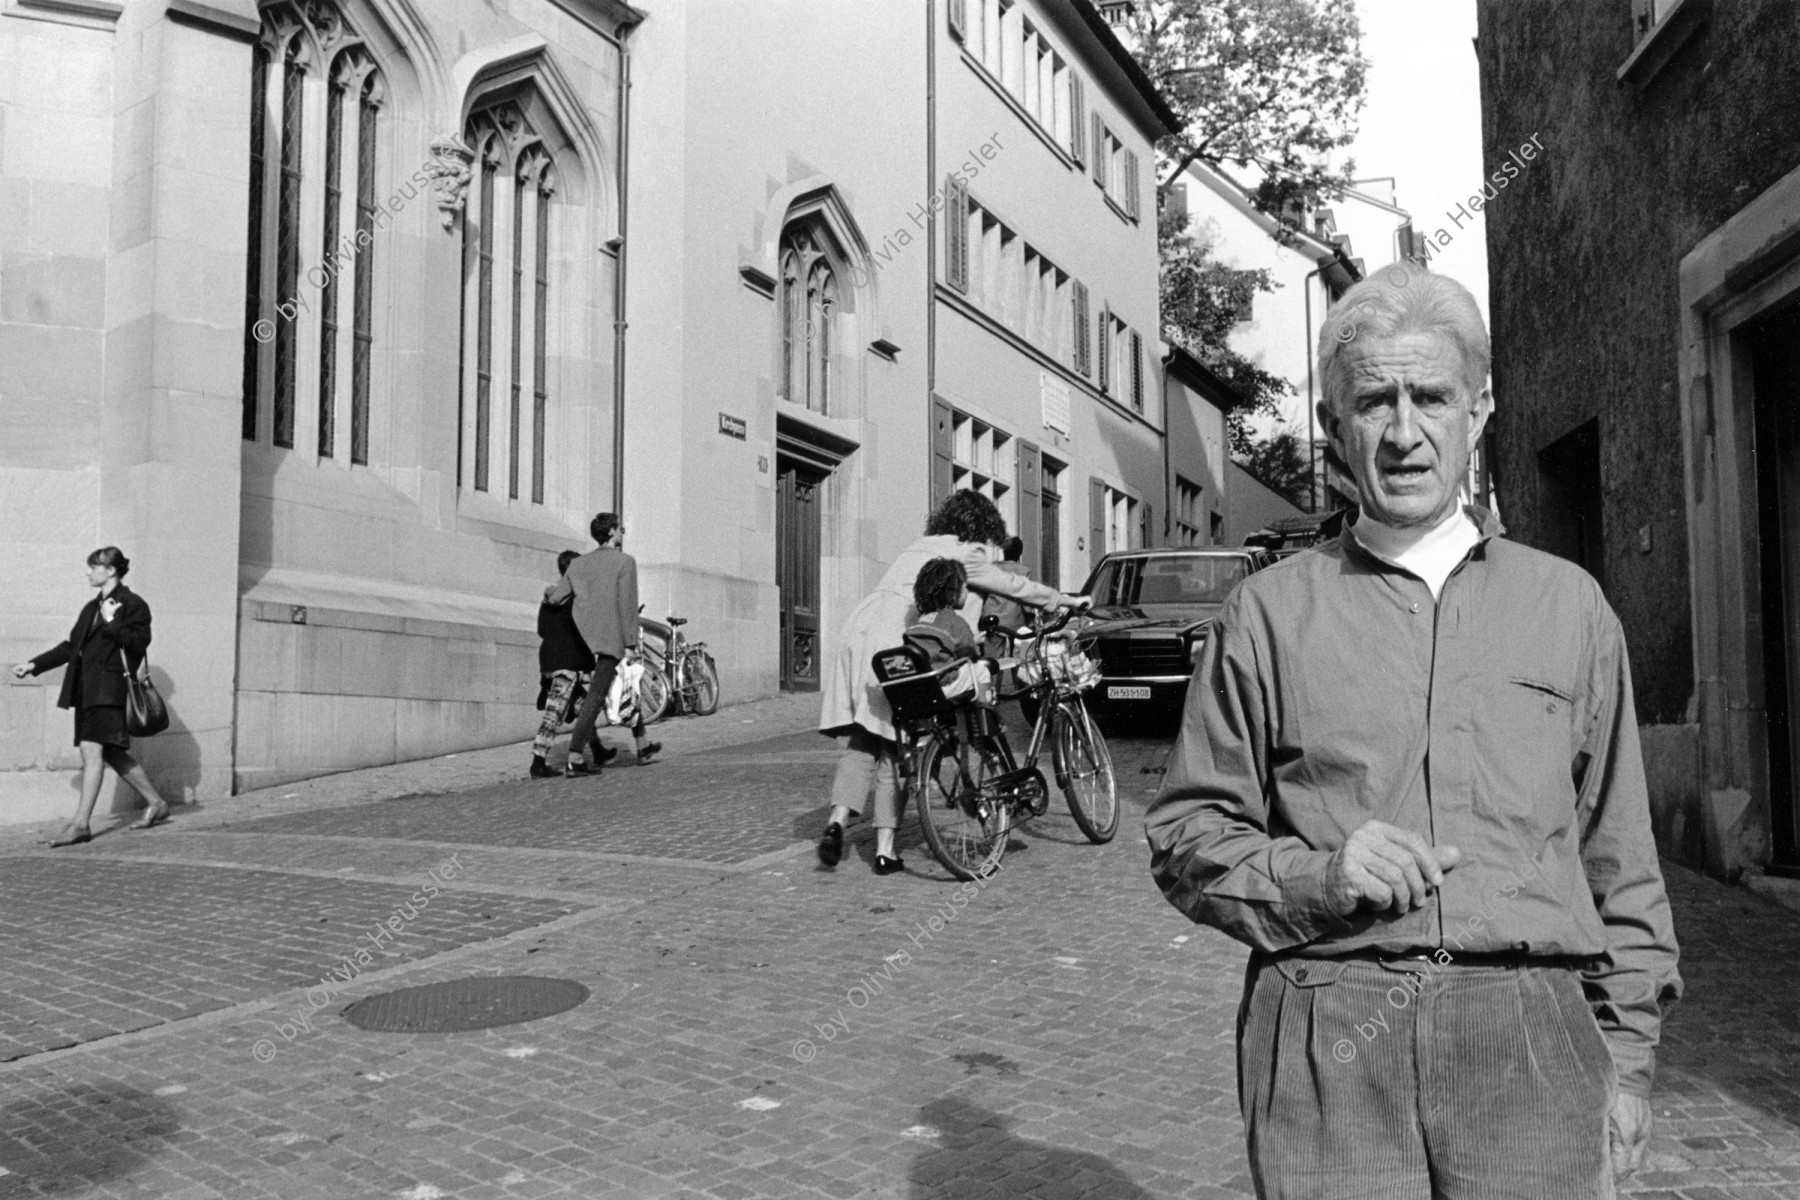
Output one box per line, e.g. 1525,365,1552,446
1,699,1797,1199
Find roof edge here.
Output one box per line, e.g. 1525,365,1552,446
1047,0,1182,140
1161,339,1243,413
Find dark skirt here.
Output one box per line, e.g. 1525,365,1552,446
74,705,130,750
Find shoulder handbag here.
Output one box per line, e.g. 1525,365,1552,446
125,654,170,737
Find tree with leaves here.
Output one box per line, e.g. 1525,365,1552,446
1118,0,1367,501
1158,205,1291,456
1121,0,1368,217
1236,425,1313,508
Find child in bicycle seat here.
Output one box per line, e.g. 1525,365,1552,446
904,558,993,704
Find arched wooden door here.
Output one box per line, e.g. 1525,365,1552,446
776,456,827,691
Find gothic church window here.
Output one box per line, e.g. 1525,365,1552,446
779,225,836,415
460,102,556,503
241,0,385,463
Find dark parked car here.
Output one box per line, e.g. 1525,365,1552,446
1075,547,1272,716
1243,508,1350,561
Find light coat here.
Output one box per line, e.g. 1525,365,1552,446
818,534,1061,741
544,545,639,662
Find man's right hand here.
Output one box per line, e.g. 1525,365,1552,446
1325,820,1461,916
10,664,30,680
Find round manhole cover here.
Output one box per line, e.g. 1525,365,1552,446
344,976,589,1033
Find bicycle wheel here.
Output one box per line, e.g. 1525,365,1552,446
679,649,720,716
914,729,1011,882
636,660,672,724
1054,700,1118,843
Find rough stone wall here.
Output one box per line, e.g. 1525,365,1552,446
1474,0,1800,723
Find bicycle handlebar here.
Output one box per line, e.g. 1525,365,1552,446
1013,602,1089,640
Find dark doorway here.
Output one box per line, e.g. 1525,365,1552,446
1536,418,1605,588
776,457,826,692
1747,304,1800,869
1040,461,1062,590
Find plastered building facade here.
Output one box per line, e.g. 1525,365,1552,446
0,0,1180,821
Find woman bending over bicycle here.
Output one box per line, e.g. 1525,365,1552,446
815,491,1083,875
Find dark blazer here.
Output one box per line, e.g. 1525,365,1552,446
29,584,152,710
537,597,596,675
543,546,639,661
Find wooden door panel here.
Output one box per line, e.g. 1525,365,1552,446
777,459,825,692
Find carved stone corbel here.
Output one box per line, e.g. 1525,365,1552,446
423,135,475,230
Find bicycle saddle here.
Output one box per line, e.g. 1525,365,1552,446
667,616,688,626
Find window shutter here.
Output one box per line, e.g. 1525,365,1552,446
1124,150,1140,218
1098,307,1111,393
948,0,966,42
946,176,968,293
1089,478,1107,573
1092,114,1107,187
931,397,955,508
1069,75,1085,164
1072,280,1089,375
1018,439,1042,578
1129,328,1143,411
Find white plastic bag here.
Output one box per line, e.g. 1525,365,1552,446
605,658,645,726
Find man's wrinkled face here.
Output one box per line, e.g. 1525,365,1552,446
1318,330,1491,529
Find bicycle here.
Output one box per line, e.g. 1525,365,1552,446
636,610,721,723
872,605,1117,882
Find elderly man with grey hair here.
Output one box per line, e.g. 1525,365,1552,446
1146,264,1680,1198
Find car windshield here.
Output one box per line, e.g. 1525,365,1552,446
1088,555,1249,607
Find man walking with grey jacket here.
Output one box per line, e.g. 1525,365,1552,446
545,512,644,777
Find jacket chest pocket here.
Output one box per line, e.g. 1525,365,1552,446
1473,675,1579,831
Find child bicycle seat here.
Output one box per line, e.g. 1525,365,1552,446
872,645,968,726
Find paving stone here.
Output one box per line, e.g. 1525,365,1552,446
0,715,1794,1198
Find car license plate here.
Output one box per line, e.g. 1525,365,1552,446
1108,685,1151,700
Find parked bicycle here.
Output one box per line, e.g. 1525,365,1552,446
872,605,1117,881
635,609,721,723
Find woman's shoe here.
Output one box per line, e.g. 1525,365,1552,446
49,823,92,848
817,822,844,868
636,741,662,763
129,802,171,831
873,854,906,876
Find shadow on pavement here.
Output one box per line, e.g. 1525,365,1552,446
0,1080,180,1196
906,1096,1153,1198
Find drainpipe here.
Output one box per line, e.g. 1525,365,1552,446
1303,263,1325,514
925,0,937,443
611,23,634,514
1161,350,1173,543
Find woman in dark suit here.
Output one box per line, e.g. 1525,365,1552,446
12,547,172,846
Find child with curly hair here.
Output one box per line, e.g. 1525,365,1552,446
904,557,991,704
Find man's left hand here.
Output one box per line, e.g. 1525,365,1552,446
1608,1091,1652,1180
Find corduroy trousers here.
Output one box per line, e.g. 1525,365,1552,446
1238,954,1616,1199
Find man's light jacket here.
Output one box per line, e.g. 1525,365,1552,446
1145,506,1682,1096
